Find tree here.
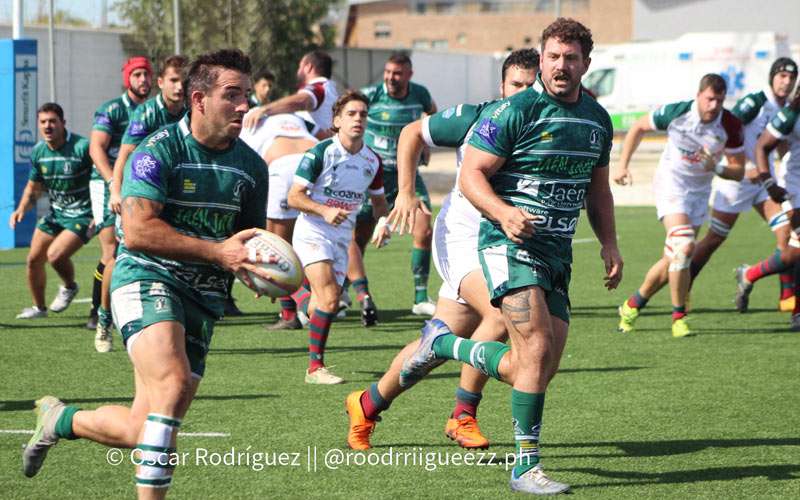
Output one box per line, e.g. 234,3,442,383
114,0,337,96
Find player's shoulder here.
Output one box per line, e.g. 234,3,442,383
96,95,123,114
70,132,90,149
29,140,48,160
360,83,382,100
409,81,431,97
577,91,612,126
306,138,334,159
721,108,743,129
140,120,182,154
739,90,767,107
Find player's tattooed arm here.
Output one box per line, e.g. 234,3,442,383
586,165,623,290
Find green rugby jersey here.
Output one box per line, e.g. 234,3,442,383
361,81,433,169
28,131,93,219
113,115,268,318
92,92,139,180
468,79,613,265
122,93,185,147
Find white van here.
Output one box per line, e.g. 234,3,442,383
583,32,793,131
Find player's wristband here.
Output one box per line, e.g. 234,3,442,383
761,177,776,189
714,163,725,175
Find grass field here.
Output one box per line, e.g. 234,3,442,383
2,206,799,499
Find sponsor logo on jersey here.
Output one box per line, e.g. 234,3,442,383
63,162,73,174
323,187,363,200
540,131,553,143
442,107,456,119
516,179,587,209
476,118,500,147
183,178,196,194
491,101,510,119
146,129,170,147
94,113,112,127
381,111,390,120
304,152,316,160
131,152,161,184
232,180,246,201
149,282,169,296
129,120,147,137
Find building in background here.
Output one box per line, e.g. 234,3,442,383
342,0,633,52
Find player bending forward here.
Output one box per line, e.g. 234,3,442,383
288,91,389,385
22,49,272,499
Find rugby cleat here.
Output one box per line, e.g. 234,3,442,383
337,289,352,319
671,317,694,338
399,319,450,388
264,316,303,331
16,306,47,320
85,310,98,330
510,464,571,495
305,367,344,385
734,264,753,313
94,322,113,353
779,296,795,312
360,295,378,327
411,299,436,316
49,284,79,313
790,313,800,332
22,396,66,478
445,415,489,449
617,301,639,333
345,391,377,450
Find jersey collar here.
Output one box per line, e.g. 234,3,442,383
331,134,366,157
121,92,131,107
306,76,328,84
156,93,165,109
178,114,191,137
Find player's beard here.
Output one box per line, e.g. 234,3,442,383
544,71,580,100
130,85,150,100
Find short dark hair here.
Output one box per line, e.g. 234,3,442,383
699,73,727,94
502,48,539,81
330,90,369,132
253,70,275,83
303,50,332,78
159,55,188,77
387,51,412,67
37,102,64,121
541,17,594,60
186,49,252,96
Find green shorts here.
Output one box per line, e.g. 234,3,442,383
36,212,93,243
478,244,571,323
357,169,431,224
110,280,215,378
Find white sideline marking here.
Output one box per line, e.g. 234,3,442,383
73,298,93,304
0,429,229,438
573,238,595,244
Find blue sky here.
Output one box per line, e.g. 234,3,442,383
0,0,125,27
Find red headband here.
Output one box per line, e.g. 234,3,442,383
122,56,152,89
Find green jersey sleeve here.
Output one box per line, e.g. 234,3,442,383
422,104,481,147
121,143,172,204
767,106,799,139
414,83,434,113
236,156,268,232
598,111,614,167
731,91,767,125
650,100,693,130
27,146,43,183
92,100,115,134
294,142,327,186
467,99,523,158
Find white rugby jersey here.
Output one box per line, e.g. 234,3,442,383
294,135,384,237
239,113,317,156
299,77,338,133
650,100,744,192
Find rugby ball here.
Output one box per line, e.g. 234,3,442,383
235,229,304,298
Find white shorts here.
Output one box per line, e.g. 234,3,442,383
292,220,349,286
432,193,481,304
267,153,302,220
89,179,107,226
712,178,769,214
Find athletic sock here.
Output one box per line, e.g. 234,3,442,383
411,248,431,304
626,290,649,310
291,284,311,316
672,305,687,321
97,306,112,328
91,262,105,311
136,414,180,489
352,278,370,302
511,390,545,479
432,334,510,381
342,278,351,295
746,249,789,283
54,405,80,440
308,309,335,372
359,382,390,420
452,386,482,419
278,296,297,321
779,271,794,301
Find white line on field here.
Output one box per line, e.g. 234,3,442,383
573,238,595,244
73,298,92,304
0,429,229,437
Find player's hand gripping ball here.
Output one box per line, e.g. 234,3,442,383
236,229,304,298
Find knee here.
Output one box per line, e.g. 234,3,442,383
481,311,507,342
510,331,552,370
666,225,696,271
414,224,433,246
315,289,339,313
27,250,47,268
158,372,194,406
46,247,66,266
